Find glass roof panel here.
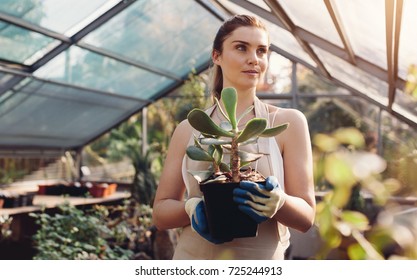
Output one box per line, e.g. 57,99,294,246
218,0,316,67
268,23,316,67
82,0,219,75
247,0,271,11
0,20,56,64
333,0,386,70
297,64,349,94
0,71,13,88
381,109,416,150
279,0,343,48
33,46,173,100
0,0,117,36
0,0,416,152
0,78,144,149
398,0,417,79
313,46,389,106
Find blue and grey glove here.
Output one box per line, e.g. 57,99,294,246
233,176,287,224
185,197,226,244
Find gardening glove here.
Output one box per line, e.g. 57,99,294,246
233,176,287,224
185,197,226,244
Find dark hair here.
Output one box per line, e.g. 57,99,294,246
210,14,269,100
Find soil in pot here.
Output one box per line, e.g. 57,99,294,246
200,180,263,241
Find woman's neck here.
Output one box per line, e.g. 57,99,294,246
224,85,257,115
236,86,256,116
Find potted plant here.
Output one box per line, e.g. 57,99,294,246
185,87,288,240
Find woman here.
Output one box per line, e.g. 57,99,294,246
152,14,315,259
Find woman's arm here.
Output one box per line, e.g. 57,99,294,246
152,120,193,230
273,108,316,232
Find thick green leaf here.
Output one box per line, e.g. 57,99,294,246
347,243,367,260
219,162,230,172
219,121,233,131
221,87,237,129
200,138,232,145
341,211,369,231
237,118,267,143
207,145,215,157
186,146,213,162
187,109,233,137
332,127,365,148
213,145,223,166
313,133,339,152
239,137,258,146
317,202,334,237
331,186,353,209
325,153,357,190
201,133,215,138
238,150,264,163
240,161,251,168
193,135,202,149
323,228,342,249
260,123,289,137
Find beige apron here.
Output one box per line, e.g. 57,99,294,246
173,97,290,260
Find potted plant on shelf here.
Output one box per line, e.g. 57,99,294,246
185,87,288,241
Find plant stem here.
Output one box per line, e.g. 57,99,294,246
231,136,240,182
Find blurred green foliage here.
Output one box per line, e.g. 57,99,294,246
30,199,154,260
313,127,417,259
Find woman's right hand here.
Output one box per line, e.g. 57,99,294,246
185,197,227,244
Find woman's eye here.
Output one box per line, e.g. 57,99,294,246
236,45,246,51
257,48,267,55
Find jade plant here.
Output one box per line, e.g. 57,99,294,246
186,87,288,184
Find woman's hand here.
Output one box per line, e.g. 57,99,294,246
185,197,227,244
233,176,287,223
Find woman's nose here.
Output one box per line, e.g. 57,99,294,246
247,51,259,65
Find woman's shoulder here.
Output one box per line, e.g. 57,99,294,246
174,118,193,136
265,104,311,151
266,104,307,126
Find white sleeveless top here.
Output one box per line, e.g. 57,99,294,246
174,97,290,260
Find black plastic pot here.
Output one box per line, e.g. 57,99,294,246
200,181,260,241
0,195,20,208
65,185,89,197
19,191,37,206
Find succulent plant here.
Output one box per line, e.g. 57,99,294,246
186,87,288,183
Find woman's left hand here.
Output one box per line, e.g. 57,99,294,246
233,176,287,223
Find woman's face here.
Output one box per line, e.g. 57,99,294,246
213,26,269,92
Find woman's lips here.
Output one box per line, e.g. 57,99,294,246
242,70,259,76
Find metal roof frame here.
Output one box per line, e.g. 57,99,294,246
0,0,415,154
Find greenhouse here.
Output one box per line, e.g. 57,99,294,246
0,0,416,261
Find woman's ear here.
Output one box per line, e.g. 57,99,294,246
212,50,221,65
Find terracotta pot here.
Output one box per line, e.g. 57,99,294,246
88,183,118,198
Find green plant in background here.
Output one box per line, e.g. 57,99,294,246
105,200,155,259
146,69,211,171
312,127,417,259
30,202,133,260
384,141,417,197
405,64,417,99
107,120,159,206
186,87,288,183
0,163,25,185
